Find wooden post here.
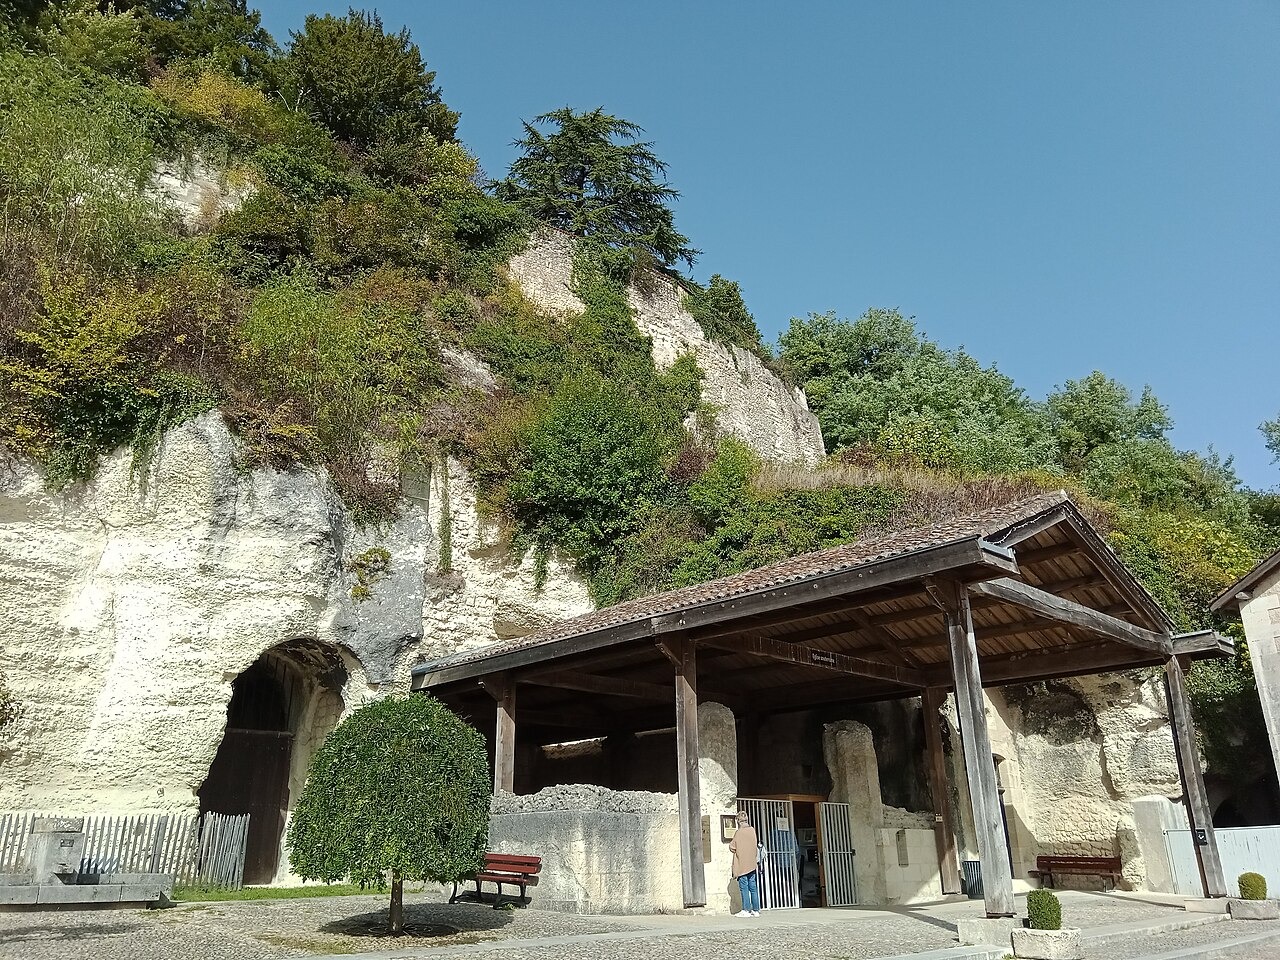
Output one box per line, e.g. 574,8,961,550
922,687,962,896
1164,656,1227,898
942,582,1014,917
670,636,707,907
494,674,516,794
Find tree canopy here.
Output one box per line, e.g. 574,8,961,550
494,107,698,269
1263,413,1280,464
287,695,489,934
285,7,457,147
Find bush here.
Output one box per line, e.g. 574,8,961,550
1027,888,1061,930
1239,872,1268,900
287,695,489,935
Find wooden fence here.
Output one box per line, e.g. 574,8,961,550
0,811,250,889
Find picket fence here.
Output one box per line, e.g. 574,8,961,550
0,811,250,889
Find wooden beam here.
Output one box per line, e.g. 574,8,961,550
1012,541,1083,565
493,674,516,794
942,581,1014,917
926,640,1165,688
517,706,616,729
968,578,1171,655
1165,657,1227,898
520,672,672,702
922,687,962,895
697,633,924,687
847,607,924,669
672,637,706,907
1173,630,1235,660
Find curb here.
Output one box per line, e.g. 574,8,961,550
1130,928,1280,960
1082,912,1229,948
875,947,1005,960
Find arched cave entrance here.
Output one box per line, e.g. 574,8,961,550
199,640,348,884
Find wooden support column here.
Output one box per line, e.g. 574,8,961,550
662,635,707,907
921,687,962,896
492,674,516,794
1164,656,1227,898
939,581,1014,917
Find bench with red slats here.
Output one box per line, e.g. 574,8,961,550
1033,855,1123,890
450,853,542,908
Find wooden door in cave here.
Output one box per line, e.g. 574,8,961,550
199,658,300,885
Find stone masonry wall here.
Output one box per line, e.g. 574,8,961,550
1239,567,1280,789
507,231,826,465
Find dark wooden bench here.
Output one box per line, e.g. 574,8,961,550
450,853,542,908
1034,855,1123,890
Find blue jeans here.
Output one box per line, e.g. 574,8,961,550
737,870,761,912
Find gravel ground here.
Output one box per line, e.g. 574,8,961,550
1095,918,1280,959
0,890,1260,960
0,891,632,960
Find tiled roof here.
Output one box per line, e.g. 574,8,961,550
414,490,1074,677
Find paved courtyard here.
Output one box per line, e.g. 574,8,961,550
1,889,1277,960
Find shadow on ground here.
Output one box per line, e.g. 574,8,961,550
320,902,515,940
0,921,138,942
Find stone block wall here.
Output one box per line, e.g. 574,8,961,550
879,828,943,904
489,786,684,914
1239,569,1280,788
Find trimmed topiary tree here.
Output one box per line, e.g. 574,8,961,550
287,694,490,934
1027,888,1062,930
1239,872,1268,900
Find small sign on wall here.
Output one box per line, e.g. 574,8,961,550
720,814,738,842
701,816,713,863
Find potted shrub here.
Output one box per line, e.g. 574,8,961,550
1011,889,1083,960
1228,872,1279,920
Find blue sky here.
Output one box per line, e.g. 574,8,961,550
262,2,1279,489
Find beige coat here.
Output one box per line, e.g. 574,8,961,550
729,823,759,878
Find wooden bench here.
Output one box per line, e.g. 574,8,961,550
450,853,542,908
1034,855,1123,890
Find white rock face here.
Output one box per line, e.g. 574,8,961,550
151,160,251,230
507,232,826,465
0,412,591,814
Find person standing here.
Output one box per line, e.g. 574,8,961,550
729,809,761,917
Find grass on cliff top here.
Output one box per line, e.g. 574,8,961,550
173,882,376,902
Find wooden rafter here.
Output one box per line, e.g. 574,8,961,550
697,633,924,687
968,578,1171,655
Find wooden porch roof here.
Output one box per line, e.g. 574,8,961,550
412,491,1230,743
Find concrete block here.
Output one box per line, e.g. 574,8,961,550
119,884,167,902
956,916,1021,946
1228,898,1280,920
1011,928,1083,959
0,886,39,905
101,873,174,895
1184,898,1230,913
0,874,34,887
36,883,123,904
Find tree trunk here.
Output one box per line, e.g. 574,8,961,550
389,872,404,935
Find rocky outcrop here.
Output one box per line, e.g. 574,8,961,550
507,232,826,465
0,412,591,813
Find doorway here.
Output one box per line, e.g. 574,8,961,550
199,641,347,885
199,657,301,884
738,794,859,908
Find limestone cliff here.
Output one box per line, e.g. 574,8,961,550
508,231,826,465
0,412,590,813
0,232,826,818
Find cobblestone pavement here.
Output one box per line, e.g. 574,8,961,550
0,890,1268,960
1095,918,1280,958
